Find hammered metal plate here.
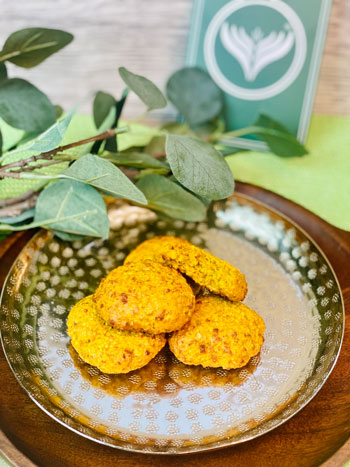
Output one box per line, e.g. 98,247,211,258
0,195,344,454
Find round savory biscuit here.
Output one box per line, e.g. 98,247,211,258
67,295,166,374
124,236,247,302
168,295,265,370
94,262,195,334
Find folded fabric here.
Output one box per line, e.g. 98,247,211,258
227,115,350,231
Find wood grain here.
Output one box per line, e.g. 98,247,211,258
0,0,348,118
0,183,349,467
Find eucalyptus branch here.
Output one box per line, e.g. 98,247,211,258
0,189,36,207
209,126,258,142
0,172,60,180
119,168,139,180
0,171,21,179
0,127,128,177
10,159,67,174
0,152,54,172
1,170,58,179
0,165,138,186
0,195,37,218
42,127,128,156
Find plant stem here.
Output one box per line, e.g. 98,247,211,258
0,195,37,218
0,172,58,180
0,189,36,207
0,153,54,172
12,159,67,173
42,127,128,156
210,126,259,142
0,127,128,177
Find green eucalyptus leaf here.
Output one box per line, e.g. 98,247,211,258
166,67,224,127
0,28,73,68
0,129,2,157
0,78,55,132
52,230,85,241
105,88,129,152
161,122,195,136
1,109,74,163
90,109,115,155
253,114,308,157
168,175,212,207
104,132,117,153
136,174,206,222
115,88,128,122
3,131,37,150
119,67,167,111
24,109,75,153
104,151,168,170
34,179,109,237
0,63,7,83
0,223,15,233
93,91,116,129
55,105,63,119
134,167,171,179
219,147,244,157
0,207,35,225
97,107,116,132
64,154,147,204
0,118,25,152
145,136,165,157
92,90,128,154
166,134,234,200
194,119,226,140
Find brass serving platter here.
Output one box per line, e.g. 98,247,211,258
0,194,344,454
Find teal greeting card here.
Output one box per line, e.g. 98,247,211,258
186,0,332,150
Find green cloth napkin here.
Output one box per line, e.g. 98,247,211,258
227,115,350,231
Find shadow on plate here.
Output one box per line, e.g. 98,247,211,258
68,344,261,398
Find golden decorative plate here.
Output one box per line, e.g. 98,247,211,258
0,194,344,454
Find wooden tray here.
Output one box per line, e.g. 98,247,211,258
0,183,349,467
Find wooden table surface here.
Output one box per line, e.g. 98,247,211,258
0,182,349,467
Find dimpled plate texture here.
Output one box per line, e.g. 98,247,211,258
0,195,344,454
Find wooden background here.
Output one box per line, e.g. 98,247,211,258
0,0,349,118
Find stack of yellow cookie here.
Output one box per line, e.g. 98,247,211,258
67,236,265,374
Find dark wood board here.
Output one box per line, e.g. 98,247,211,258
0,183,349,467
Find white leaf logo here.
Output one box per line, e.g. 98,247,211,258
220,23,295,82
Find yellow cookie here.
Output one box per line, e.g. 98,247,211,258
94,262,195,334
125,236,247,302
67,295,166,374
168,295,265,370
